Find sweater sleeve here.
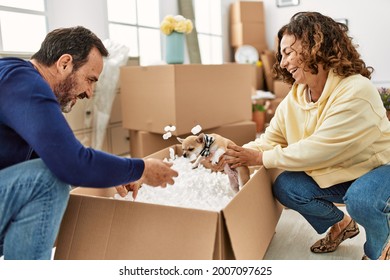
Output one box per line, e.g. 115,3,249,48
1,66,144,187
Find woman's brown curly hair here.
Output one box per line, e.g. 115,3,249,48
273,12,373,85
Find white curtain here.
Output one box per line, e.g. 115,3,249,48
90,39,129,150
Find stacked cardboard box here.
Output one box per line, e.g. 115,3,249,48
54,145,283,260
230,1,267,91
230,1,268,54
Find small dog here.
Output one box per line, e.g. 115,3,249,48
177,133,250,192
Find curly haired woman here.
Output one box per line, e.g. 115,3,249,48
225,12,390,260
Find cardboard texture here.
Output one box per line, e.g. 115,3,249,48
260,51,277,92
266,97,284,124
254,64,265,90
129,120,257,158
120,64,253,136
54,145,283,260
230,1,265,23
231,22,268,48
273,80,291,98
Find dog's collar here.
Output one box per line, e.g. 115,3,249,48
200,134,215,157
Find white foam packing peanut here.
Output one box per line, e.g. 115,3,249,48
162,131,172,140
191,124,202,135
114,148,236,211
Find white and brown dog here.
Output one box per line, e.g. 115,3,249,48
177,133,250,192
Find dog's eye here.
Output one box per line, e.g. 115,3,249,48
188,148,194,151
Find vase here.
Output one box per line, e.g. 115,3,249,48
165,31,185,64
252,111,266,133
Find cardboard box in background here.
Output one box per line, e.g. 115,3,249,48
260,50,276,92
230,1,265,23
273,80,291,99
264,81,290,124
231,22,268,48
260,51,291,98
254,64,265,90
273,35,279,53
266,97,284,124
120,64,253,136
54,145,283,260
130,120,257,158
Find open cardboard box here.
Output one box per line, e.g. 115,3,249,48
54,145,283,260
129,120,257,158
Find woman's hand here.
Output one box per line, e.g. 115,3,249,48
224,144,263,168
200,156,226,172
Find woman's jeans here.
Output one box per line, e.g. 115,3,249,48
0,159,70,260
273,165,390,260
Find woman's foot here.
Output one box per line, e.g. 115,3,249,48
379,240,390,260
310,216,360,253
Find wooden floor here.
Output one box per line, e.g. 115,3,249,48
263,206,366,260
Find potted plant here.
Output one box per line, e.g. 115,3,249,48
379,87,390,120
252,102,266,133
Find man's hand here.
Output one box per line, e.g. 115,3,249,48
140,158,178,187
115,158,178,200
115,181,142,200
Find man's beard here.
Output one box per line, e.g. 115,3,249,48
53,73,77,113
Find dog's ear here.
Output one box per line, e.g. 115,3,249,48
196,133,204,143
177,137,184,143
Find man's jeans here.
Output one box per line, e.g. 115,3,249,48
0,159,70,259
273,165,390,260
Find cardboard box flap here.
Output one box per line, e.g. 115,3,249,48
55,188,220,260
222,167,282,260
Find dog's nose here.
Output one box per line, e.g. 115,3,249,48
183,153,187,158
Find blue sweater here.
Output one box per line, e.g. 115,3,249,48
0,58,144,187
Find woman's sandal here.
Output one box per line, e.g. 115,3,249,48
310,220,360,253
383,242,390,260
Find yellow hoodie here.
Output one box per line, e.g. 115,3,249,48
244,70,390,188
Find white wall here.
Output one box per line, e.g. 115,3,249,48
234,0,390,84
45,0,390,84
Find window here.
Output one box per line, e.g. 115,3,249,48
106,0,223,65
193,0,223,64
0,0,47,53
107,0,160,65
